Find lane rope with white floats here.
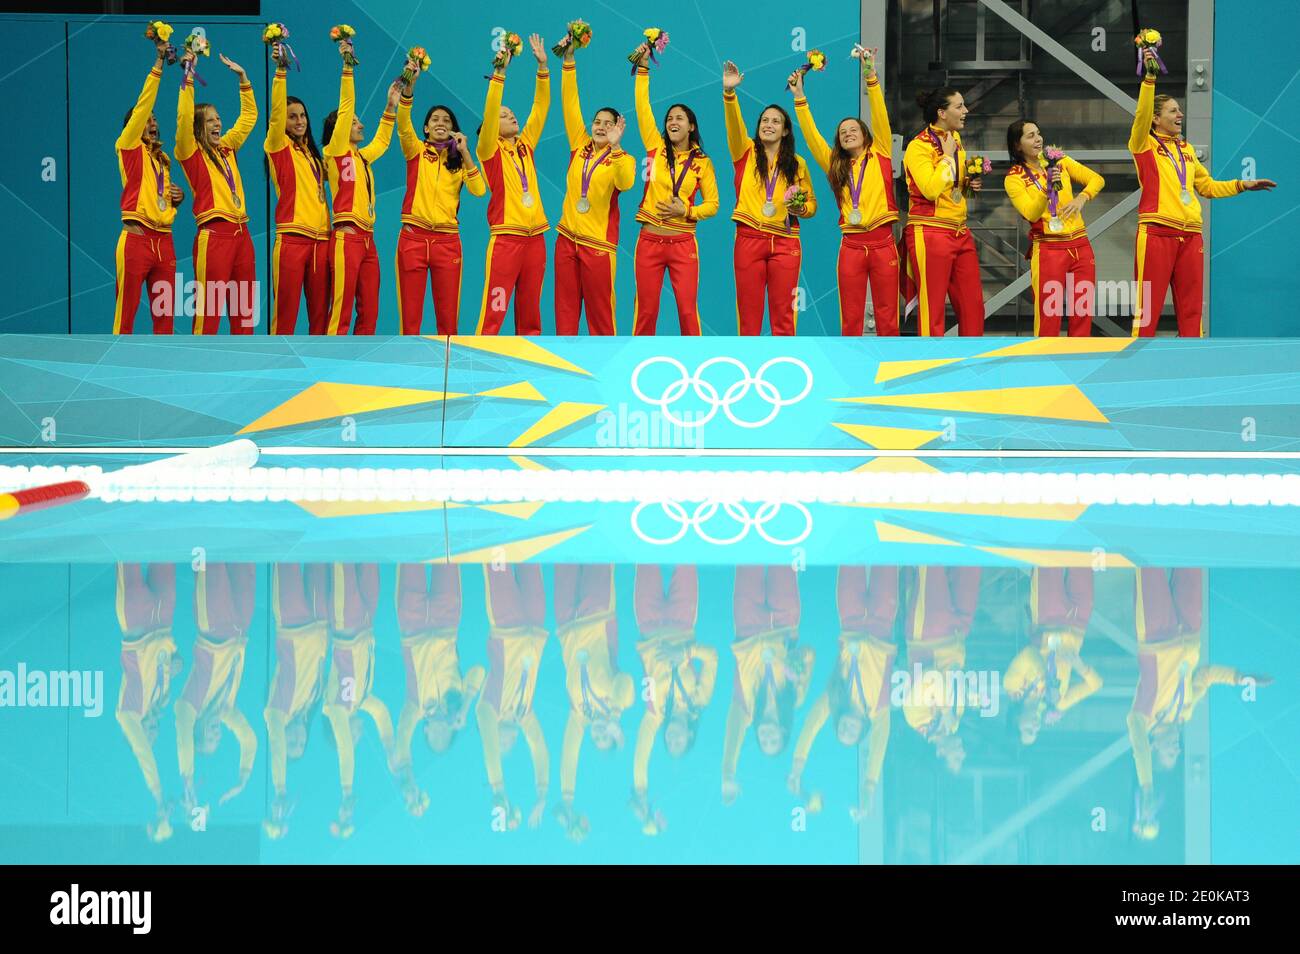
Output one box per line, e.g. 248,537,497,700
2,438,1300,510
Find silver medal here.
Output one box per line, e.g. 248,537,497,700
576,197,591,214
1180,189,1193,206
521,191,535,208
232,194,241,208
762,201,776,217
368,204,375,218
157,196,168,212
1048,216,1064,233
848,209,862,226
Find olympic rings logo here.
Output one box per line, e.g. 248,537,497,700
631,500,813,546
630,356,814,429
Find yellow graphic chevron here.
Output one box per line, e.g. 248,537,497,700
450,336,592,376
238,382,464,434
836,384,1107,423
449,524,592,563
874,358,962,383
834,422,944,450
510,402,606,447
477,381,547,402
873,521,965,547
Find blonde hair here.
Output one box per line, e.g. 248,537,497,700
1151,94,1177,133
193,103,223,167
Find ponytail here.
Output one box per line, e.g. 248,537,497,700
916,87,959,125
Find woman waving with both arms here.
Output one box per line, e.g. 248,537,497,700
630,41,719,336
789,53,900,336
722,58,817,336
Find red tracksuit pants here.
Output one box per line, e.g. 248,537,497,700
633,230,701,336
328,228,380,335
905,223,985,336
396,564,461,635
484,564,546,629
113,226,176,334
1030,236,1095,337
395,226,464,335
1133,224,1205,337
270,234,330,335
837,566,900,637
554,235,617,335
193,220,257,335
1136,568,1202,646
477,233,546,335
734,225,802,336
838,226,901,336
117,563,177,634
733,565,801,639
634,565,698,632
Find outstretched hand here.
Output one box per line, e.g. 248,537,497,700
218,53,245,76
722,60,743,90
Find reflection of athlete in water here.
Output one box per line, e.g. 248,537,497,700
722,566,814,805
789,566,898,822
175,562,258,820
901,566,981,774
263,563,330,839
393,564,485,816
322,562,398,839
115,563,180,843
1005,567,1102,745
552,564,635,841
631,565,716,835
1128,568,1270,840
476,564,550,831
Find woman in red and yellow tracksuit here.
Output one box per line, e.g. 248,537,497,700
1004,567,1102,745
722,566,815,803
322,562,398,838
631,565,716,834
1005,122,1104,337
323,43,399,336
391,564,485,816
903,88,985,336
115,563,178,842
394,68,486,335
554,48,636,336
722,60,818,336
553,564,635,839
1129,52,1275,337
175,562,258,814
176,52,257,335
788,566,898,821
791,62,900,336
114,41,183,334
263,563,330,839
901,565,981,773
475,34,551,336
265,48,331,335
630,48,719,336
477,563,550,830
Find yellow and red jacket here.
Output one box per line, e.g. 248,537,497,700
1005,154,1104,241
723,89,818,236
117,65,177,231
176,74,257,226
266,564,330,719
633,66,719,233
394,629,485,767
476,67,551,237
265,67,330,240
904,124,971,230
1130,76,1242,232
794,75,897,234
323,68,395,233
556,61,636,253
396,94,486,232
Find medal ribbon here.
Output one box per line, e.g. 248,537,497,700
1025,161,1060,220
508,143,530,196
216,148,239,204
149,150,166,206
847,152,871,213
580,143,613,202
1155,136,1189,195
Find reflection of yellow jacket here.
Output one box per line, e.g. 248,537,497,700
1003,630,1101,710
633,632,718,793
395,628,485,766
266,620,329,719
722,630,813,779
324,629,377,714
561,614,634,718
483,626,548,720
902,635,966,736
117,627,176,802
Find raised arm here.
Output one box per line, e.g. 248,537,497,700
118,54,165,151
358,83,398,163
559,709,584,801
633,64,662,151
791,85,832,174
1192,155,1245,198
1129,70,1156,155
176,72,197,162
217,55,257,152
790,691,831,770
265,65,288,153
520,35,551,149
476,696,505,791
560,54,586,151
722,60,749,162
396,87,421,161
863,706,891,785
477,69,505,162
720,696,750,788
521,710,550,802
865,69,893,157
632,707,659,796
325,65,355,158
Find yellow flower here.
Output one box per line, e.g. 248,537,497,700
644,28,661,41
157,23,173,42
1138,28,1161,45
808,50,826,70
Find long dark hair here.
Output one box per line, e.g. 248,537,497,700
827,117,871,202
916,87,960,126
423,103,465,172
265,95,323,181
123,107,169,167
751,104,798,188
322,109,341,150
661,102,705,176
825,665,866,746
1006,118,1035,166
